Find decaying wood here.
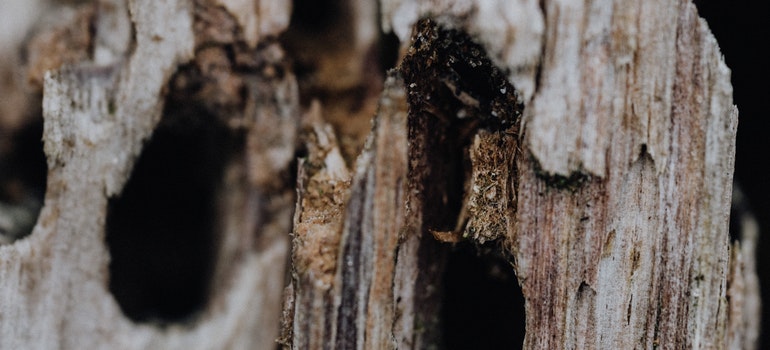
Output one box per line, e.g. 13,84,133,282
285,1,748,349
0,0,754,349
727,186,761,348
287,102,352,348
1,0,296,348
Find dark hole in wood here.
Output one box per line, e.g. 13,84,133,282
0,118,47,243
441,243,525,349
401,18,522,235
282,0,352,93
288,0,345,33
415,109,471,233
105,96,235,324
379,30,400,73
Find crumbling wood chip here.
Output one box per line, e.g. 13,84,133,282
288,100,351,349
293,102,351,290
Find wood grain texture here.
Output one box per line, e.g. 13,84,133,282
286,71,445,350
1,0,295,348
0,0,752,348
381,0,745,349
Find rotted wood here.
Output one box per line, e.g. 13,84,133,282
1,0,296,348
286,1,750,350
0,0,754,349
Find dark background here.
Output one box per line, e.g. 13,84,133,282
694,0,769,347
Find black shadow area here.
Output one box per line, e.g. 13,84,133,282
441,243,525,349
105,106,234,324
